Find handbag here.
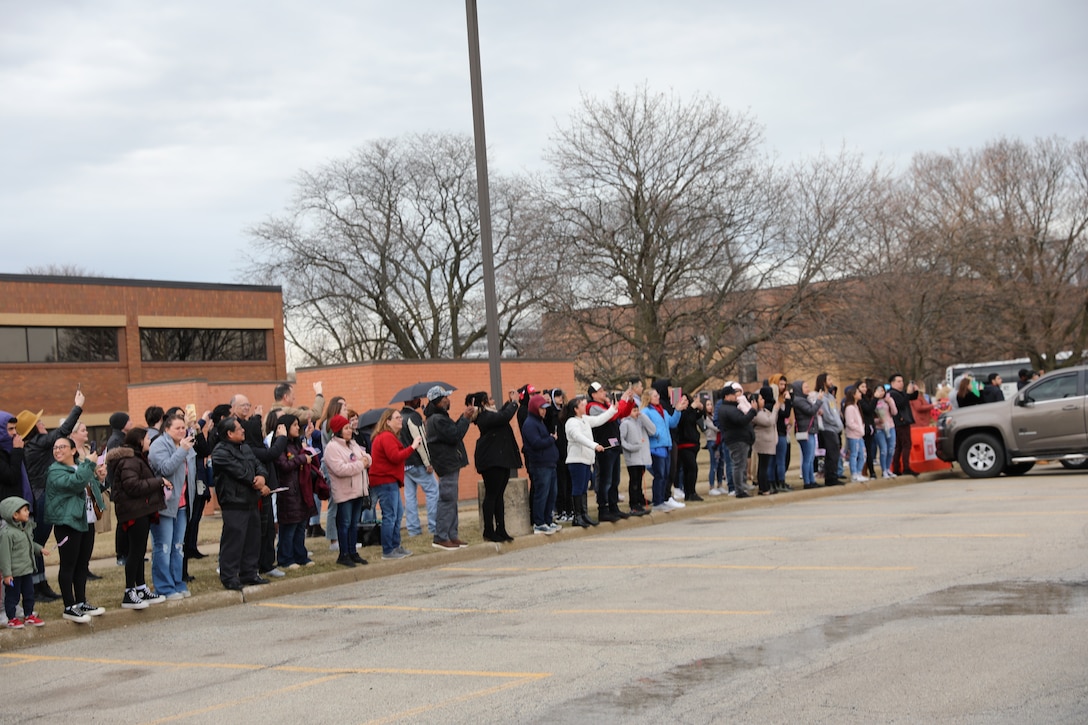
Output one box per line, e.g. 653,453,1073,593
86,486,104,519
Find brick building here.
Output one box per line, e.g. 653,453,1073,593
0,273,287,431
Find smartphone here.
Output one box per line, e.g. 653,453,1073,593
668,387,682,406
89,441,97,454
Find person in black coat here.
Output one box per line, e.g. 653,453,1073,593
471,392,522,542
245,413,289,577
886,374,919,476
211,417,270,590
980,374,1006,404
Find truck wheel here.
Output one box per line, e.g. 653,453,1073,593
1059,457,1088,470
1004,462,1035,476
957,434,1004,478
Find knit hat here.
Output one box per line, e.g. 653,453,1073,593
109,412,130,431
328,415,350,434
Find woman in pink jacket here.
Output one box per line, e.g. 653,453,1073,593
322,415,371,567
843,385,867,482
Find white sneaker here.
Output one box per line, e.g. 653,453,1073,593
652,503,672,513
263,568,286,578
666,498,686,510
728,490,736,496
672,489,685,501
547,522,561,532
708,488,722,496
330,543,340,551
617,493,626,502
857,475,869,482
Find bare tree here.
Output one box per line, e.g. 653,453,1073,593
542,85,880,390
246,133,550,365
24,264,102,277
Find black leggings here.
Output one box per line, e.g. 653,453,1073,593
480,467,510,537
124,516,151,589
55,524,95,608
677,447,698,496
627,465,647,508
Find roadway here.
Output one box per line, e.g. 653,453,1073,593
4,468,1087,724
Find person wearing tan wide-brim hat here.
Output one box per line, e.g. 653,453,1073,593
21,386,86,603
14,410,43,439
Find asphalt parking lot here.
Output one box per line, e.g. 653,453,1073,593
4,467,1087,724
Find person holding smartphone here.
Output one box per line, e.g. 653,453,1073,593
148,415,197,599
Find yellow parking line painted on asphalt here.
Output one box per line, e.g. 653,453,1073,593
443,564,913,573
363,675,547,725
0,653,548,680
143,674,348,725
591,536,790,542
814,533,1028,541
258,602,521,615
552,608,770,616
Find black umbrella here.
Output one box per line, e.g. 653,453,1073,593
356,408,387,430
388,381,457,405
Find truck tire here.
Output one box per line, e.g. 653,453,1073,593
957,433,1004,478
1059,457,1088,470
1004,462,1035,476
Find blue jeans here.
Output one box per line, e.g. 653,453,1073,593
374,485,404,555
847,437,865,478
650,454,670,505
798,435,816,485
706,442,725,487
874,428,894,473
568,462,591,496
335,497,364,557
529,466,557,526
150,511,188,596
277,522,309,566
775,434,790,482
403,464,438,536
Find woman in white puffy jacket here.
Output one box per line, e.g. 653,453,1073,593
563,395,618,527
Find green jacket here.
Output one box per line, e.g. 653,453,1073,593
44,460,104,532
0,496,43,578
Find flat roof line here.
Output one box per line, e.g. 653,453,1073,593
0,273,281,293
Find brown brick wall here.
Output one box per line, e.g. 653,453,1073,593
0,276,286,422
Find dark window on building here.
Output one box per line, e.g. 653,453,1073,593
140,328,267,362
0,327,119,363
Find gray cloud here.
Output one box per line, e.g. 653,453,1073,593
2,0,1085,281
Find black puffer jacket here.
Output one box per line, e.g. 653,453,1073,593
211,440,267,510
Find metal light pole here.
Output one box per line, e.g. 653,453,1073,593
465,0,504,404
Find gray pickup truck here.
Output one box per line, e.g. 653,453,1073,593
936,365,1088,477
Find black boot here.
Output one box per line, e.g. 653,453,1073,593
571,496,590,528
598,506,620,523
35,581,61,602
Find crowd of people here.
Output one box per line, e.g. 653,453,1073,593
0,369,979,628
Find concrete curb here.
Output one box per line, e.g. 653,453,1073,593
0,471,944,650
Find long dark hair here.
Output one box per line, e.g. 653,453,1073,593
123,427,148,454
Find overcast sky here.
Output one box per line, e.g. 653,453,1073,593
2,0,1085,283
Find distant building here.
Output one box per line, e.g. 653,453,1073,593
0,273,287,435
